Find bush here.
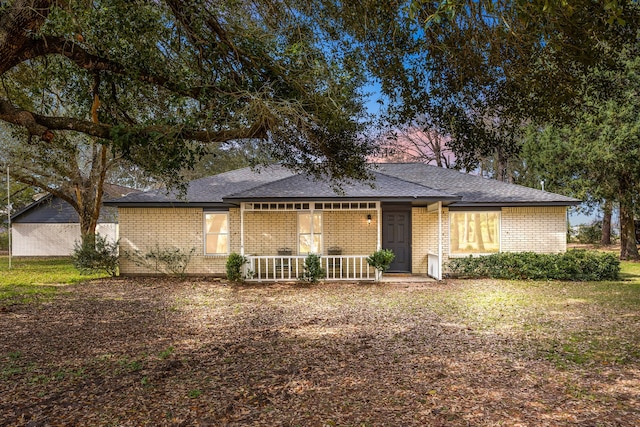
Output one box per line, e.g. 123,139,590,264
226,252,247,281
576,222,602,244
72,234,119,276
366,249,395,272
300,253,325,283
0,230,8,251
125,244,195,276
446,250,620,281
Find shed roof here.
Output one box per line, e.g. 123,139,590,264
11,184,140,224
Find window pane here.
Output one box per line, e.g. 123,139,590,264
313,213,322,233
206,213,228,233
206,234,228,254
299,234,312,254
299,213,311,233
450,212,499,255
311,235,322,253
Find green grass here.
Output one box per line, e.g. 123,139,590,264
0,256,107,305
422,260,640,368
619,259,640,280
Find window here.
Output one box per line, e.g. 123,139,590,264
298,212,322,254
205,212,229,254
450,211,500,255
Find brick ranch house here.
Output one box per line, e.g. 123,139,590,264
105,163,580,280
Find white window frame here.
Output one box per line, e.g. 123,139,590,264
448,210,501,257
298,211,323,255
204,211,230,255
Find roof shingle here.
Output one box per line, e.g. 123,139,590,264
106,163,580,207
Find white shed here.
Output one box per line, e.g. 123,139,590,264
10,185,137,256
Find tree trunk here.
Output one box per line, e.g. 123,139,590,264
619,181,639,260
600,200,612,246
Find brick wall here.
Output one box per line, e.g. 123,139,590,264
243,211,298,255
411,208,429,274
411,206,448,275
412,206,566,276
118,207,240,275
501,206,567,253
118,205,567,276
324,210,377,255
119,207,380,275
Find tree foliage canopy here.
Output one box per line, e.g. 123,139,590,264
320,0,640,171
0,0,374,187
522,51,640,258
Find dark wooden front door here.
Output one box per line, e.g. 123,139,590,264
382,204,411,272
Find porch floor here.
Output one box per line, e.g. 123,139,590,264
380,274,436,283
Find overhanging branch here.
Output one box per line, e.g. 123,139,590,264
0,97,269,143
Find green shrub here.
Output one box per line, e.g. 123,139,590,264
0,231,8,251
366,249,395,272
576,222,602,244
226,252,247,281
446,250,620,281
300,253,325,283
72,234,119,276
125,245,195,276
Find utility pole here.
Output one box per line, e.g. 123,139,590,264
6,163,11,269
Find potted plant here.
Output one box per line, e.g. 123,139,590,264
366,249,395,281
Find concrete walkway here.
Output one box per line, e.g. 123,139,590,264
380,274,436,283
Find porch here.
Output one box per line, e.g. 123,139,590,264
245,254,377,282
232,199,445,281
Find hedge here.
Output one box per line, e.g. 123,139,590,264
446,250,620,281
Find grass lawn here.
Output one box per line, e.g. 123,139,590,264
0,257,107,305
0,257,638,426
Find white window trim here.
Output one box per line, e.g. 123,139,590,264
204,211,230,256
448,210,501,257
298,211,323,255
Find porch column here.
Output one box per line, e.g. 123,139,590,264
437,201,443,280
240,202,245,256
376,202,382,250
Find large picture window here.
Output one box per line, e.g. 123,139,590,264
205,212,229,254
450,211,500,255
298,212,322,254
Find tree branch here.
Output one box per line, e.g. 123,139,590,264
0,0,55,74
0,97,269,142
14,35,215,99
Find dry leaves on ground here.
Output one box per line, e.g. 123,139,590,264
0,278,638,426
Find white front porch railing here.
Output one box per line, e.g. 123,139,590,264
245,255,376,281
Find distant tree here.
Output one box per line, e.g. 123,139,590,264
522,54,640,259
376,117,454,167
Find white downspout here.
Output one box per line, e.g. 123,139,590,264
437,201,443,280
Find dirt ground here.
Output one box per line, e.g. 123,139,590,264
1,278,638,426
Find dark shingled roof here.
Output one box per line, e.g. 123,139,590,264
11,184,140,224
223,171,459,202
105,163,580,207
376,163,580,206
105,165,295,206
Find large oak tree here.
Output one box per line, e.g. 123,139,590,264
0,0,374,238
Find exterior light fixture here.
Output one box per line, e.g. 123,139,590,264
367,214,372,225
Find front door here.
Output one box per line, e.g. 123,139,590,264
382,204,411,272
